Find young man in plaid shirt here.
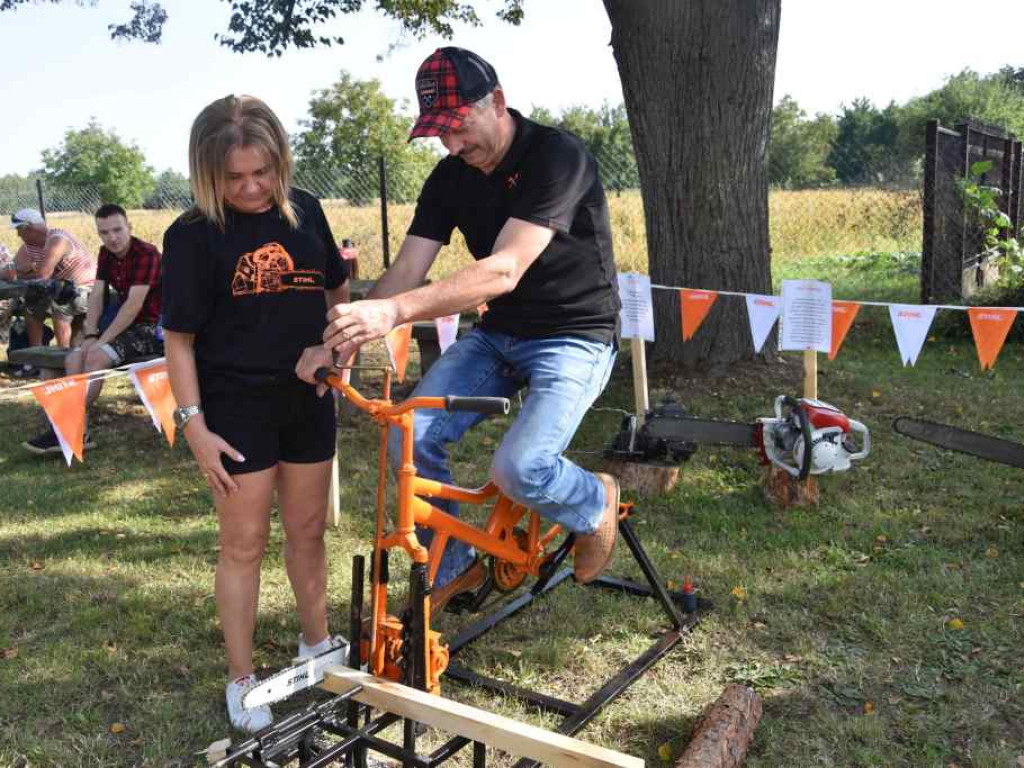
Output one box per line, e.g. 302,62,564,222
23,204,163,455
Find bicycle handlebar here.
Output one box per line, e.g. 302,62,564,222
445,396,510,415
314,367,510,415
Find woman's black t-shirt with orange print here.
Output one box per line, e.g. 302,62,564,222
162,188,348,397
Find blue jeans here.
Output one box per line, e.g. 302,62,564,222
389,328,617,588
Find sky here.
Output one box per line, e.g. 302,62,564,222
2,0,1023,176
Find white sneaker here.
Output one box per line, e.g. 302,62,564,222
295,633,349,663
225,674,273,734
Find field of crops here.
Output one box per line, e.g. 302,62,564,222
0,187,923,280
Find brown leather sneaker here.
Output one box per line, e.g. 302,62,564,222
573,472,621,584
430,560,487,615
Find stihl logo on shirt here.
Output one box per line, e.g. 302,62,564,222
231,242,325,296
418,77,439,108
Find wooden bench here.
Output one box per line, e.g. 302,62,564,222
8,346,160,380
8,346,73,380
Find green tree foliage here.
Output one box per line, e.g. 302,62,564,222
40,120,155,208
825,98,909,184
899,68,1024,154
144,168,191,209
0,0,524,54
528,103,639,191
291,71,439,204
768,95,837,188
996,65,1024,94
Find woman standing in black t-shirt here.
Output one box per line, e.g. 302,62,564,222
162,95,349,733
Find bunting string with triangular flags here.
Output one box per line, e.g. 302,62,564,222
3,272,1023,466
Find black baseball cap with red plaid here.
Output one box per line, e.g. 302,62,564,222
409,47,499,140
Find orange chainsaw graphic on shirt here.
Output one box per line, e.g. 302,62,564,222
231,242,325,296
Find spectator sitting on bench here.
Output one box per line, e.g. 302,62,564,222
10,208,95,376
23,204,163,456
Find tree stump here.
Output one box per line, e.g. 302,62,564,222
603,460,679,496
761,465,818,507
676,684,762,768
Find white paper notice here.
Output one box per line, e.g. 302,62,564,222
780,280,832,352
745,294,781,353
889,304,937,366
617,272,655,341
435,313,460,354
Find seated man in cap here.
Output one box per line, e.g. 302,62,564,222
10,208,96,374
306,47,623,613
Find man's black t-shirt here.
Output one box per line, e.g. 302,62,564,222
161,188,347,396
408,108,620,343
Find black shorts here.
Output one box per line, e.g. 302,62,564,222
203,378,336,475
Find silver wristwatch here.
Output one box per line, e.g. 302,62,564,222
172,404,202,430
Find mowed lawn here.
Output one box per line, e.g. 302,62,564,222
1,242,1023,766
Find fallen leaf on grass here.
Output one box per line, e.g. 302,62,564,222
875,534,887,543
29,561,44,571
731,586,748,602
863,701,875,715
985,546,998,558
1,647,18,660
109,723,126,734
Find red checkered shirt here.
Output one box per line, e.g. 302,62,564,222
96,236,162,325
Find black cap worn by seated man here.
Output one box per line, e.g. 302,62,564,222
409,47,499,140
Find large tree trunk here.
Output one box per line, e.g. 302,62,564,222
603,0,781,365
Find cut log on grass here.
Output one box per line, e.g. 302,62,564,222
761,465,818,507
676,684,762,768
603,459,679,496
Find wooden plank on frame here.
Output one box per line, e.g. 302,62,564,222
321,667,644,768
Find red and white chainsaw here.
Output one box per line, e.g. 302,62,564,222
607,395,870,480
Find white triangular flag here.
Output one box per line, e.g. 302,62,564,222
889,304,937,366
435,313,460,354
744,294,781,353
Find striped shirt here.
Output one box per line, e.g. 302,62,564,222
20,227,95,286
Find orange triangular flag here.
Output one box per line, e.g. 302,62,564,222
829,301,861,360
679,289,718,341
130,360,178,446
968,307,1017,370
31,376,89,465
385,323,413,382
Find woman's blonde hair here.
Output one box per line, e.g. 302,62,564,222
187,94,297,229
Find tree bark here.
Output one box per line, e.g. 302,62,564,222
602,0,781,365
676,684,763,768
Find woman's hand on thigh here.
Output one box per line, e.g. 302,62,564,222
184,420,245,498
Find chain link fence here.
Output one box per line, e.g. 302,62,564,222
0,144,929,288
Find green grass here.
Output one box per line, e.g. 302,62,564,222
2,255,1023,767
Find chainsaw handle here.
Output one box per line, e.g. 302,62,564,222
780,396,814,481
845,418,871,460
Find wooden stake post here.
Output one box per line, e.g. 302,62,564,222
763,350,819,507
605,337,681,496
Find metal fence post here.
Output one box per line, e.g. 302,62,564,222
379,156,391,270
36,179,46,220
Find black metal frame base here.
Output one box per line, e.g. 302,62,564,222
211,517,707,768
